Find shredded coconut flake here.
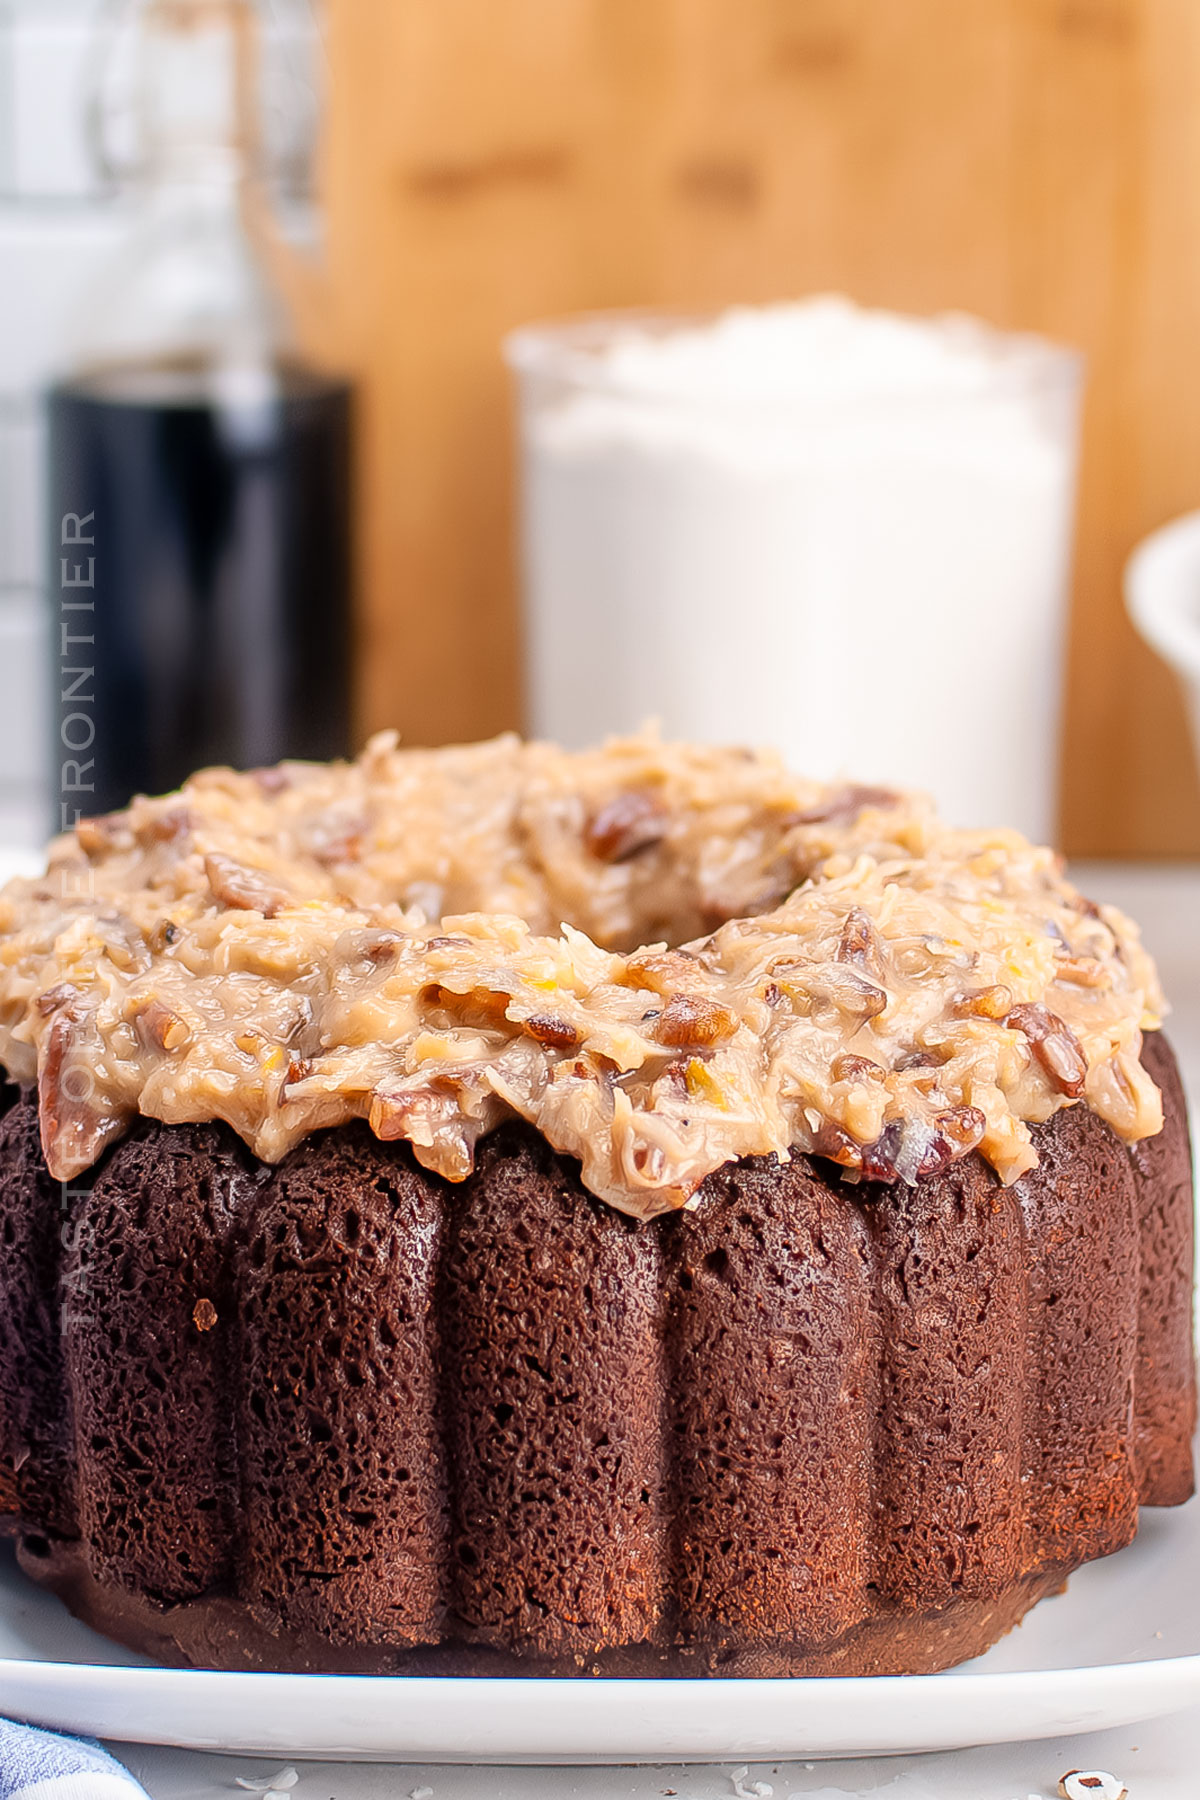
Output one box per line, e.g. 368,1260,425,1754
235,1770,298,1796
729,1769,774,1800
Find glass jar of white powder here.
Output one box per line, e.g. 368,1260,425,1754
505,299,1083,844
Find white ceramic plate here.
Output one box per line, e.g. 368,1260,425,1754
0,1495,1197,1763
0,840,1196,1761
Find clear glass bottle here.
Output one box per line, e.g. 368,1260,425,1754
47,0,352,828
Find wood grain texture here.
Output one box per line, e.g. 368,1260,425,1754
305,0,1200,854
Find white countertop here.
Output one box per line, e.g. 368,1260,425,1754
48,861,1200,1797
106,1715,1200,1800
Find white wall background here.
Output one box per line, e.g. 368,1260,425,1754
0,0,321,847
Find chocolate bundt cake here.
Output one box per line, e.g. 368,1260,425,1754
0,734,1193,1675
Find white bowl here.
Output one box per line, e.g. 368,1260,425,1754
1126,510,1200,767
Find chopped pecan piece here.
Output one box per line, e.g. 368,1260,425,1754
924,1104,987,1165
660,1058,690,1098
622,948,702,995
313,833,362,866
813,1118,861,1167
584,791,668,862
37,981,82,1017
524,1013,579,1049
37,1011,117,1178
836,906,884,976
1005,1002,1087,1096
831,1051,884,1083
96,915,151,973
806,965,888,1021
953,983,1013,1020
655,993,738,1047
139,806,193,843
75,813,124,857
336,927,402,965
941,1103,987,1145
859,1120,904,1181
854,1107,985,1183
361,931,402,964
285,1055,315,1089
788,785,899,827
370,1082,495,1182
203,854,288,918
251,766,292,794
371,1085,435,1143
1053,954,1109,988
307,818,367,866
420,983,512,1031
130,998,190,1052
892,1121,949,1182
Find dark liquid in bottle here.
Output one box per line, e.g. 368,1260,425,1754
48,361,352,824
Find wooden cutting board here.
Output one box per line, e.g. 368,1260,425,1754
295,0,1200,856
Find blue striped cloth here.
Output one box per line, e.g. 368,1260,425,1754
0,1720,148,1800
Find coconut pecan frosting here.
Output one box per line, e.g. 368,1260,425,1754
0,732,1165,1217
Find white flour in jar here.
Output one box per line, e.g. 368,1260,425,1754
507,298,1082,844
